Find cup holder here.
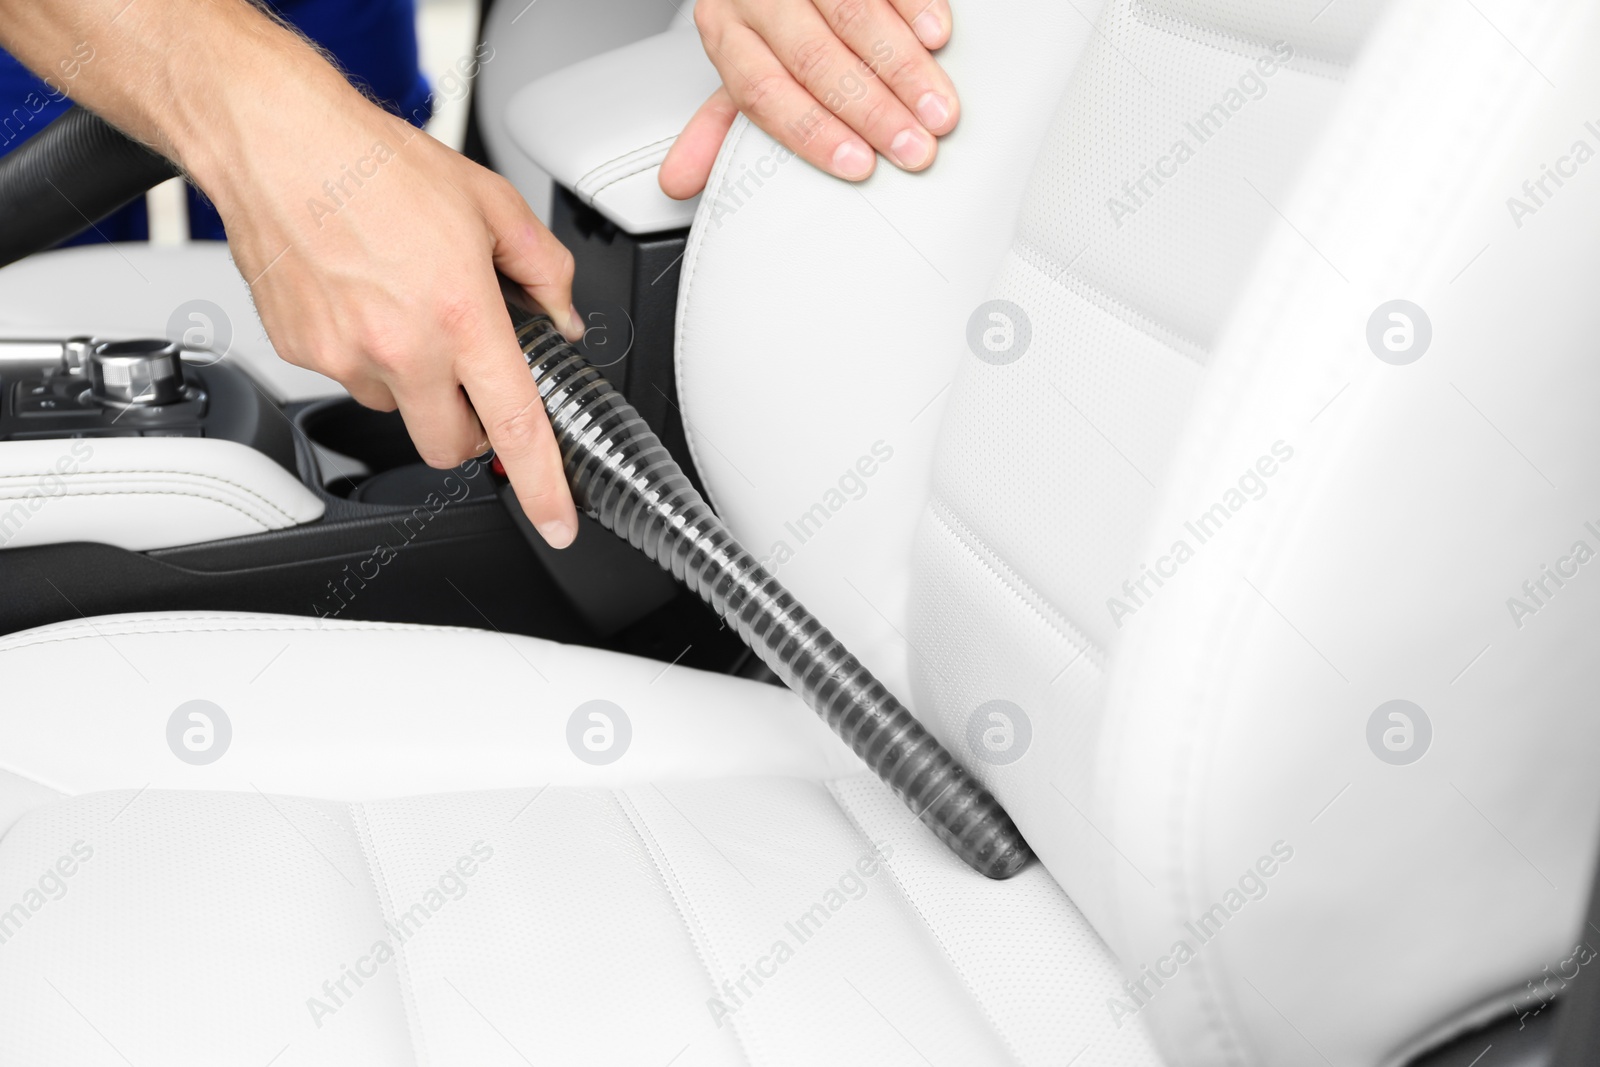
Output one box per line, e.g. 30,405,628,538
295,397,498,506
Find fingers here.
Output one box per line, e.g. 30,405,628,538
457,298,578,550
390,375,487,470
660,88,741,199
756,1,943,171
221,90,581,548
691,0,960,183
697,21,877,180
885,0,952,49
342,375,399,413
470,180,584,546
369,164,578,547
812,0,960,139
477,174,584,342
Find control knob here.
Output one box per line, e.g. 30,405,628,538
59,335,96,376
88,338,187,406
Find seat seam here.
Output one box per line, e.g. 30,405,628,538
224,790,431,1059
1126,0,1353,75
583,156,670,201
1012,238,1211,364
0,768,70,849
349,801,432,1067
0,763,68,800
670,114,753,522
0,467,309,519
0,487,281,529
573,135,678,194
0,618,473,655
574,136,678,199
825,778,1027,1067
613,788,756,1067
926,498,1106,676
0,479,294,523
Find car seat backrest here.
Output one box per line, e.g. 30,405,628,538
674,0,1388,703
901,0,1600,1064
674,0,1106,701
677,0,1600,1061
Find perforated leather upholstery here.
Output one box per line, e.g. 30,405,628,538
0,614,1160,1066
676,0,1600,1063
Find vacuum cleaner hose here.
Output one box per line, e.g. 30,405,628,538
0,105,1033,879
0,106,180,264
506,290,1031,878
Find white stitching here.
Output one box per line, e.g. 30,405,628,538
671,115,753,521
825,778,1028,1067
0,618,470,656
0,467,309,518
581,155,672,201
1012,239,1210,364
1127,0,1352,74
350,802,434,1067
614,789,757,1066
926,499,1106,675
0,487,284,529
573,135,679,199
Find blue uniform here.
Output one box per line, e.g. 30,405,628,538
0,0,431,242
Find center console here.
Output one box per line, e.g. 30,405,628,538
0,335,294,464
0,319,755,677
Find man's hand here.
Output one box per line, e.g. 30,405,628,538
211,70,585,550
661,0,959,199
0,0,584,548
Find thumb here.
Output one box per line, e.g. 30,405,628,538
481,178,584,341
660,87,739,200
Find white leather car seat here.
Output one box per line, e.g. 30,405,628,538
3,1,1598,1065
475,0,700,224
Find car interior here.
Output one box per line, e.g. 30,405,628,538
1,0,1597,1063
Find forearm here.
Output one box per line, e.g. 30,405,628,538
0,0,366,215
0,0,591,550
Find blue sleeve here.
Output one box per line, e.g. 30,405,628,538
0,0,432,243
